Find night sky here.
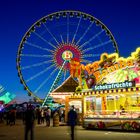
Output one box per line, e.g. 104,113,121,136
0,0,140,103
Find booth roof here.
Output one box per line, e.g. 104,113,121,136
52,76,78,92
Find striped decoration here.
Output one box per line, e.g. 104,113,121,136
73,87,140,96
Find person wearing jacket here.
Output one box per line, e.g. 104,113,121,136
24,104,35,140
68,105,77,140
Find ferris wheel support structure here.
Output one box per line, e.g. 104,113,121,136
42,60,66,106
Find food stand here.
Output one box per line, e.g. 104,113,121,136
69,48,140,131
73,85,140,130
50,76,78,104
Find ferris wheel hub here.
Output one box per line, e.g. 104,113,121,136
54,43,81,70
62,50,73,61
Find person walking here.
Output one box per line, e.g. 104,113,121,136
68,105,77,140
24,104,35,140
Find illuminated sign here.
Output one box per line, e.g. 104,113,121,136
81,53,135,83
79,48,140,86
0,92,16,104
62,50,73,61
93,81,135,91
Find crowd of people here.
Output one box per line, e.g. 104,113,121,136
0,107,16,126
0,104,66,126
36,106,52,126
0,104,78,140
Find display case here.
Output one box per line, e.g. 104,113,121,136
83,92,140,131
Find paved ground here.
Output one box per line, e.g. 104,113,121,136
0,120,140,140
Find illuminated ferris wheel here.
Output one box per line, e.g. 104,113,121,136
16,11,119,104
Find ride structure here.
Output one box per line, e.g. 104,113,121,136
0,84,16,110
16,11,118,106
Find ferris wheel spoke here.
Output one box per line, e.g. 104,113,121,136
42,61,66,106
60,35,64,44
21,60,53,70
43,23,60,45
82,53,101,58
20,54,52,58
34,68,58,94
81,59,93,64
76,22,94,45
25,41,54,53
72,16,82,44
79,29,104,49
33,32,57,49
63,70,67,81
26,64,55,82
82,40,112,53
67,14,69,43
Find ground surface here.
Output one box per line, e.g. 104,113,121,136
0,120,140,140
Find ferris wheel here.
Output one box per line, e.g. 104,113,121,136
16,11,119,104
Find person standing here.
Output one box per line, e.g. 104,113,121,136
40,109,45,124
9,108,16,126
36,108,41,124
45,107,51,127
68,105,77,140
24,104,35,140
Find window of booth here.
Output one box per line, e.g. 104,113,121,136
69,100,82,113
107,93,140,111
84,96,102,117
84,93,140,118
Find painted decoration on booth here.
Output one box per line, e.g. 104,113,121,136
81,48,140,88
70,58,81,78
70,47,140,89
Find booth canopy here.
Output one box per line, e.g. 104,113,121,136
52,76,78,93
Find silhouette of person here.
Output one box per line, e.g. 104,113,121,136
45,107,51,127
68,105,77,140
24,104,35,140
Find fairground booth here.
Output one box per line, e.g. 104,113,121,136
69,47,140,131
50,76,83,125
50,76,78,105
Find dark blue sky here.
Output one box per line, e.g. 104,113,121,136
0,0,140,102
